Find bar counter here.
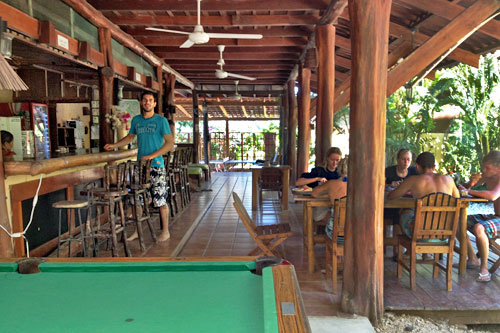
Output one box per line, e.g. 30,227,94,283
3,149,138,176
2,149,138,257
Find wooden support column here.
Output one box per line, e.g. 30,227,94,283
281,89,289,165
192,90,200,163
98,27,114,149
225,120,230,158
341,0,392,325
0,154,14,257
156,66,164,116
315,25,335,163
287,80,298,185
164,73,176,135
297,64,312,176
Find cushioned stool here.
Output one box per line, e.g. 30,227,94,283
188,166,203,187
189,163,211,181
52,200,89,257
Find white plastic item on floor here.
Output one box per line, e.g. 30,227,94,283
308,316,374,333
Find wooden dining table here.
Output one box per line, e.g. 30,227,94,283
251,165,290,211
293,191,488,274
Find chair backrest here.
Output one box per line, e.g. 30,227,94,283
413,192,461,241
128,160,152,186
333,196,347,239
232,192,257,234
259,167,283,191
104,162,129,191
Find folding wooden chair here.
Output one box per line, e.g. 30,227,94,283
397,192,461,291
232,192,292,257
325,196,347,294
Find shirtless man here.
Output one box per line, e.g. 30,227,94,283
458,150,500,282
387,152,459,239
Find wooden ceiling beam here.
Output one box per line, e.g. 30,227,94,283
172,65,294,71
192,79,286,85
176,99,280,106
107,14,319,26
123,27,311,38
166,59,295,66
89,0,330,12
398,0,500,40
334,0,500,113
157,52,299,60
149,46,303,53
218,105,230,118
176,105,192,118
138,37,308,47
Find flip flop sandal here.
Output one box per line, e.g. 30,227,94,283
477,272,491,282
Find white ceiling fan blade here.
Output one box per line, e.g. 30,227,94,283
206,33,263,40
145,27,191,35
180,39,195,48
226,72,256,81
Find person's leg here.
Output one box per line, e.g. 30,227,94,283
158,204,170,241
473,223,490,279
463,216,481,266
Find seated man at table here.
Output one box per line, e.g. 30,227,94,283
387,152,460,240
458,150,500,282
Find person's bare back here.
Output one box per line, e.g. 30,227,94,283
387,152,459,201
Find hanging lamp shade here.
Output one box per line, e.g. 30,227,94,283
0,53,28,91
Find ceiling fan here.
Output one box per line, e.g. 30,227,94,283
215,45,256,81
145,0,263,48
231,80,242,100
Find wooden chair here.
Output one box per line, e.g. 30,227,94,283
258,167,283,206
488,235,500,274
232,192,292,257
325,197,347,294
397,192,461,291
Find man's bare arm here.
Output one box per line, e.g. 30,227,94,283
141,134,175,160
387,178,413,200
104,133,135,151
469,181,500,201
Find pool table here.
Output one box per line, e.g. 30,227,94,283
0,257,311,333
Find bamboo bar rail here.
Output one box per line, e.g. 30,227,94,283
3,149,137,176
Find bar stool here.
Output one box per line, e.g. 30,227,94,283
173,149,188,209
180,147,192,202
52,199,89,257
164,152,179,217
126,160,157,252
88,162,131,257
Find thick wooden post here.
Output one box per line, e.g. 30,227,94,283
192,90,200,163
297,64,311,176
156,66,164,116
315,25,335,163
341,0,392,325
164,73,176,135
281,89,289,165
225,120,230,158
98,27,114,149
287,80,298,185
0,153,14,257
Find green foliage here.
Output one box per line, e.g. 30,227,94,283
435,54,500,176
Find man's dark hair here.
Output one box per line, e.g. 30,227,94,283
416,152,435,170
1,130,13,144
140,91,156,101
483,150,500,168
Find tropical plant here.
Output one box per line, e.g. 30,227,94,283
434,54,500,165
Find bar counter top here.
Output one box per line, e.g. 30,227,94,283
3,149,137,176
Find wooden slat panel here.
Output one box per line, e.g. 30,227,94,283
0,2,39,38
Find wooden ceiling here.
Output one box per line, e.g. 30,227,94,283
86,0,500,115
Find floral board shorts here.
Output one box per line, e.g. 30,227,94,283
132,167,168,208
467,214,500,238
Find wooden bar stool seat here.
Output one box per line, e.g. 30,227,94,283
87,162,131,257
52,199,89,257
126,160,157,252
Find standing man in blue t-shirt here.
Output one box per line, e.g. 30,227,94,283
105,91,174,241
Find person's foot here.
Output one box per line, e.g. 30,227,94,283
477,272,491,282
158,231,170,242
127,232,138,241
